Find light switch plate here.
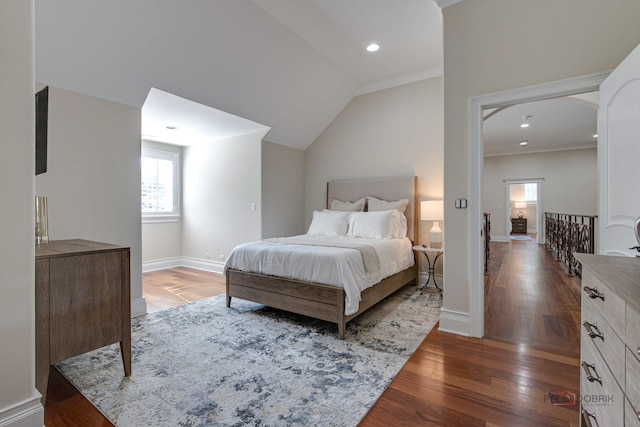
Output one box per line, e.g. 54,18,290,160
455,198,467,209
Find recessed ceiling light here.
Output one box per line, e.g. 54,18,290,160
593,134,598,138
520,123,530,128
166,126,177,130
366,43,380,52
520,141,528,146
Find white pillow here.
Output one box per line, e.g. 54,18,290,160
389,211,408,238
367,196,409,213
330,197,366,212
307,210,350,236
348,211,395,239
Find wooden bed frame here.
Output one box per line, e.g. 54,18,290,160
226,176,419,339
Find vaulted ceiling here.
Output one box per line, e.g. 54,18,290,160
34,0,443,150
34,1,597,154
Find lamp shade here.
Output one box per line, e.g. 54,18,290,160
515,202,527,209
421,200,443,221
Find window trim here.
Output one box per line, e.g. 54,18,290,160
141,148,180,220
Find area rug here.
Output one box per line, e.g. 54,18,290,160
57,284,442,427
510,235,532,241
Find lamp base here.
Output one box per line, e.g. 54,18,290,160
429,221,443,249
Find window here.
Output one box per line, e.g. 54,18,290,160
141,148,180,219
523,183,537,202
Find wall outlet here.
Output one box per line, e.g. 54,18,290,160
204,252,210,259
218,254,225,260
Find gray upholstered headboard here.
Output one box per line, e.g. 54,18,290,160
326,176,419,243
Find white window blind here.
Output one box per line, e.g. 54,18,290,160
523,183,537,202
141,148,179,217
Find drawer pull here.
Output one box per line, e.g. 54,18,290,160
581,361,602,385
581,408,597,427
583,286,605,301
582,321,604,340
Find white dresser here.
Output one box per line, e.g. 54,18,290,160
576,254,640,427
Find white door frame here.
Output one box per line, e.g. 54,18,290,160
467,71,609,338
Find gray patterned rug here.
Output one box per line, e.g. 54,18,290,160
57,284,442,427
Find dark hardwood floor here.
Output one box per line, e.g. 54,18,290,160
45,240,582,426
360,238,582,426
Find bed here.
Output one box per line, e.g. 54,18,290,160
224,176,419,339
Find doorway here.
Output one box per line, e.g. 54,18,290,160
467,72,608,338
505,180,543,244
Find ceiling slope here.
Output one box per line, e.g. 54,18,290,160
34,0,442,150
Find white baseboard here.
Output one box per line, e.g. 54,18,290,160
491,235,509,243
438,308,471,336
0,395,43,427
142,257,182,273
417,272,443,287
181,257,224,274
143,257,224,275
131,296,147,318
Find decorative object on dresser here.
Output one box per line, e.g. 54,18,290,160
511,217,527,234
575,253,640,426
35,196,48,244
421,200,443,249
35,239,131,403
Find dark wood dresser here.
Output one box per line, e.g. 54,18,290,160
511,218,527,234
35,239,131,403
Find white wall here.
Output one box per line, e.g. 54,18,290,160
0,1,44,425
141,140,183,265
181,132,263,270
262,140,305,238
35,86,145,316
304,77,444,246
484,149,597,240
441,0,640,335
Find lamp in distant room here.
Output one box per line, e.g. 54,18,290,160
421,200,444,249
515,201,526,219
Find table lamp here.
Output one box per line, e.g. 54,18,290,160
421,200,443,249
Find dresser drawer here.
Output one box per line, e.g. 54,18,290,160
581,295,625,387
627,397,640,427
582,269,626,338
627,303,640,356
627,348,640,418
580,335,624,427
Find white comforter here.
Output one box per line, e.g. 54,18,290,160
223,235,414,315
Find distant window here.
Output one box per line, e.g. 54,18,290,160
141,148,179,217
523,183,537,202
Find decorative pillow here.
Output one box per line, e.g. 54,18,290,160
307,210,350,236
348,211,395,239
330,197,366,212
366,196,409,213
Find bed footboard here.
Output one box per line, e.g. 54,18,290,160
226,264,416,339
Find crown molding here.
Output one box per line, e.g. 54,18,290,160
433,0,465,8
354,67,443,96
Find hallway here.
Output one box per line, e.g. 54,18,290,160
485,239,582,358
